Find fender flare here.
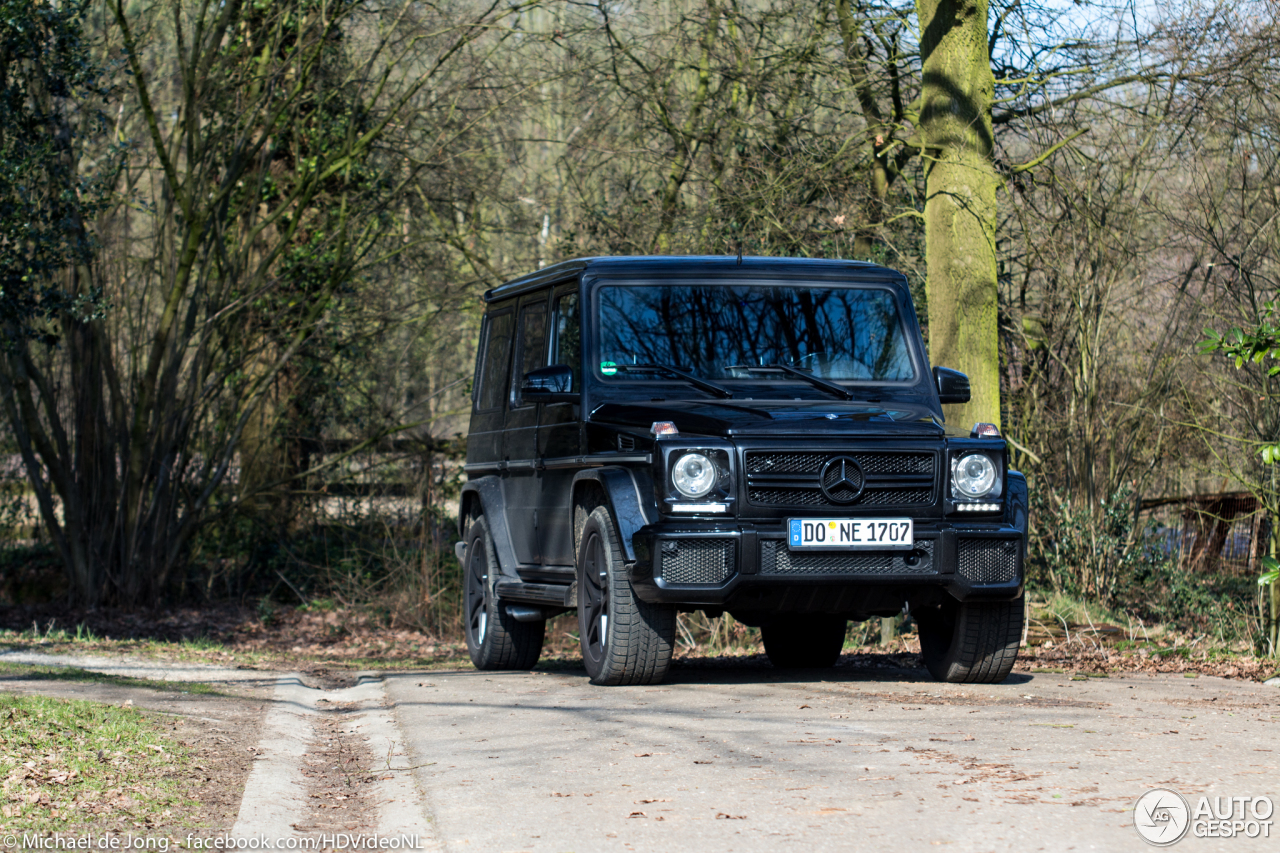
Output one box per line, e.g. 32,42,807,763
1006,470,1029,536
571,467,655,562
458,476,521,577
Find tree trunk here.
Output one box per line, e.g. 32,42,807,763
915,0,1001,429
1271,518,1279,656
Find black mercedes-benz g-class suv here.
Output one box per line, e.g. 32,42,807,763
456,256,1027,686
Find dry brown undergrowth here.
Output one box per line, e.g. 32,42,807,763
2,602,1276,682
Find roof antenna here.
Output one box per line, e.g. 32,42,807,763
736,242,743,265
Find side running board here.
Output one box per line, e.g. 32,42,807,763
495,578,575,608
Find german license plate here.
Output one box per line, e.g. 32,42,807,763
787,518,913,550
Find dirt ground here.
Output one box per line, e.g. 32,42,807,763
0,657,411,845
0,673,266,839
296,700,381,835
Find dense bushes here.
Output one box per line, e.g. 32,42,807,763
1028,485,1264,647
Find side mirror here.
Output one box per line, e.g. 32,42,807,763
933,366,970,404
520,364,577,403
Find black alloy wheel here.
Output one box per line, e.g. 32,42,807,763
464,527,490,648
576,506,675,685
462,515,545,670
579,523,610,676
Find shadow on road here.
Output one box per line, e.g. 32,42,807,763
420,650,1036,687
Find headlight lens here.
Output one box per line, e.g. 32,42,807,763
952,452,997,498
672,452,717,498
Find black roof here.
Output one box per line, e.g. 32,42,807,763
481,255,898,303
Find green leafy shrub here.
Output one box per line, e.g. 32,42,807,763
1119,559,1259,646
1028,485,1152,607
1030,484,1261,645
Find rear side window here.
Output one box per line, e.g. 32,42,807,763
511,303,548,406
552,291,581,390
475,309,514,411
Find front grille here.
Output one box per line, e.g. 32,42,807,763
658,538,734,585
748,487,933,507
744,450,936,508
759,539,936,576
957,538,1019,584
747,451,934,476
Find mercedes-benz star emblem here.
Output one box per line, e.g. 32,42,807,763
819,456,865,504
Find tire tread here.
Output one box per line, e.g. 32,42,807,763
581,507,675,686
465,516,545,671
920,595,1023,684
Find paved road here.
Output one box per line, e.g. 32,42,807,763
385,660,1280,852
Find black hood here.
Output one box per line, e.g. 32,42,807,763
590,398,945,438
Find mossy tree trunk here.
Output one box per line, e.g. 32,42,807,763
915,0,1002,429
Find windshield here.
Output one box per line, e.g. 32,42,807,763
595,283,917,383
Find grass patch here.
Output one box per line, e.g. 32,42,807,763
0,627,271,668
178,635,222,652
0,692,193,833
1036,592,1132,633
0,662,224,695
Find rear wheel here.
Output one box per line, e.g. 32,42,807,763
463,515,544,670
761,615,847,669
577,506,675,685
916,594,1023,684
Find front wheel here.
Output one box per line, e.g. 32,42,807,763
761,615,847,669
462,515,544,670
916,594,1023,684
577,506,675,685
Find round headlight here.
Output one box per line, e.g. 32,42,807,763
672,452,717,498
953,453,996,498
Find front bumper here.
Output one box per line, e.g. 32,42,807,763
629,520,1024,613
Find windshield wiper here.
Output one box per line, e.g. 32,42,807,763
615,363,733,399
725,364,855,401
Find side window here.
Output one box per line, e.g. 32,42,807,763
552,291,580,390
511,303,548,406
475,309,514,412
